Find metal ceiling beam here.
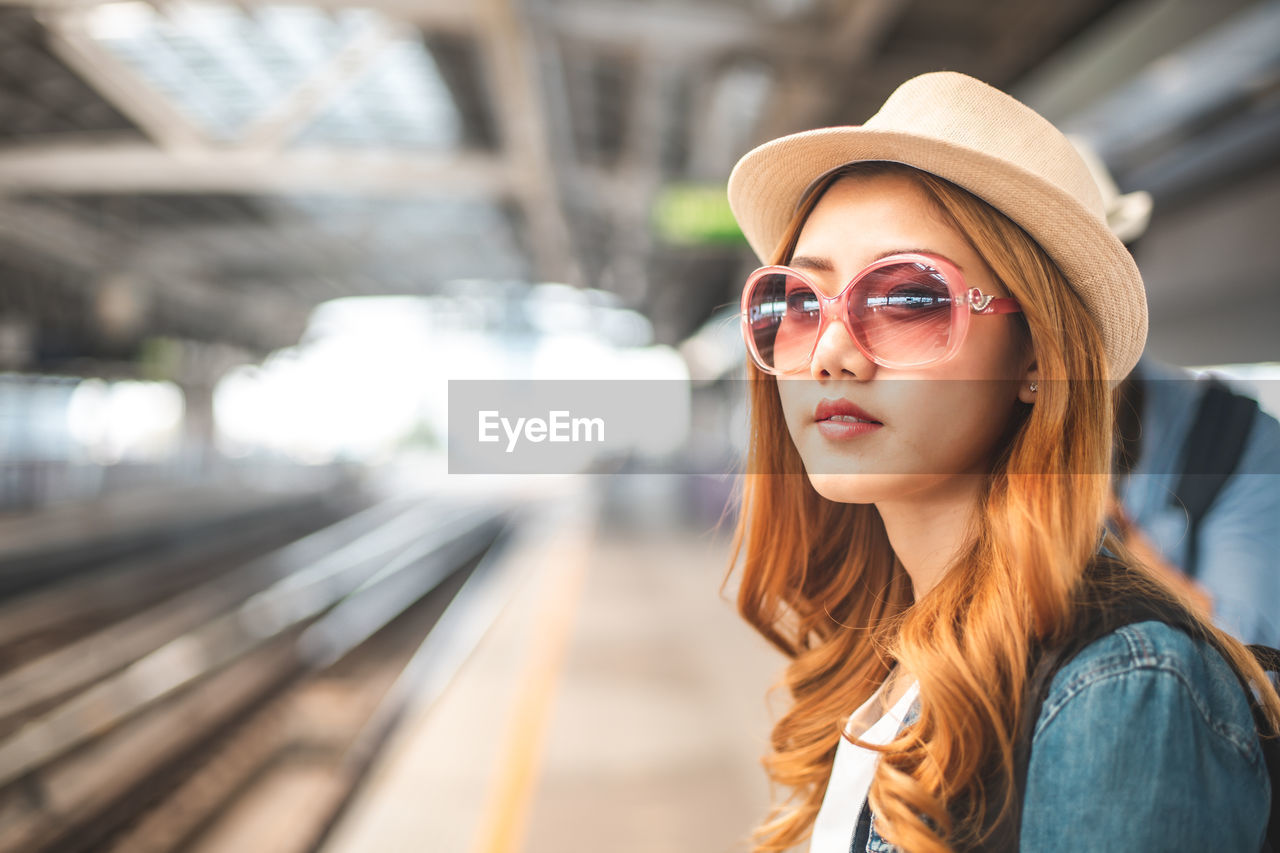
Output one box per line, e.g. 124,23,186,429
554,2,778,52
0,200,306,356
1013,0,1259,123
126,225,500,284
1056,1,1280,164
238,18,404,152
39,9,210,152
754,0,907,139
3,0,478,32
10,0,881,56
475,0,579,285
552,0,902,58
688,61,775,181
596,49,683,304
0,142,512,196
826,0,908,60
129,227,355,277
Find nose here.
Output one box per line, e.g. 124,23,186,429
808,310,877,380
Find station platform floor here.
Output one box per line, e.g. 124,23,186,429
321,480,786,853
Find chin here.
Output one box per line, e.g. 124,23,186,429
806,471,902,504
805,468,971,505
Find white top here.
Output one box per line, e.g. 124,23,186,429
808,676,921,853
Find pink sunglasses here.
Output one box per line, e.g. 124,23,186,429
740,252,1021,373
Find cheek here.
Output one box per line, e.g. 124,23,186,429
776,379,808,443
947,317,1030,383
890,380,1019,474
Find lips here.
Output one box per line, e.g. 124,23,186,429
812,397,883,441
814,398,882,425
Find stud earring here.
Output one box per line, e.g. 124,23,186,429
1029,382,1038,393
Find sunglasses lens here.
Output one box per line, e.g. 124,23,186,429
745,271,821,372
848,261,955,366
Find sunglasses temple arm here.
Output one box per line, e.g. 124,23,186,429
970,294,1022,315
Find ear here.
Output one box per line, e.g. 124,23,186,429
1017,357,1040,405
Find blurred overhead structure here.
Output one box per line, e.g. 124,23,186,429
1017,0,1280,364
0,0,1275,376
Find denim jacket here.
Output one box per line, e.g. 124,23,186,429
859,620,1270,852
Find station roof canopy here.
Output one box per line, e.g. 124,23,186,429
0,0,1275,375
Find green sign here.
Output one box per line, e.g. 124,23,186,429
653,184,746,246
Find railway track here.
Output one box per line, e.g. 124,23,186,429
0,491,519,853
0,489,364,675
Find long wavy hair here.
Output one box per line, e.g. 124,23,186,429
729,161,1280,852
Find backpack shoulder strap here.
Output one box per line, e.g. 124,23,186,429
1171,376,1259,578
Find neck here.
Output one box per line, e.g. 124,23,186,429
875,475,985,600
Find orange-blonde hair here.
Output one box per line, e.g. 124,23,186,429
729,162,1280,852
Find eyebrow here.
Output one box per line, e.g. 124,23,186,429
790,249,965,273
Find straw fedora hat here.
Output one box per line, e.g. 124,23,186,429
727,71,1147,379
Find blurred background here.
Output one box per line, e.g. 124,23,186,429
0,0,1276,851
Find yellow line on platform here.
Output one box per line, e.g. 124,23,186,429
470,524,593,853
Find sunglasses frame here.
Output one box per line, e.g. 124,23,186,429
740,251,1022,374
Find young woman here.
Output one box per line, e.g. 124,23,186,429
726,72,1277,852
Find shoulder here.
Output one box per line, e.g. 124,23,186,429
1132,356,1187,383
1021,621,1270,851
1132,361,1197,417
1035,619,1261,767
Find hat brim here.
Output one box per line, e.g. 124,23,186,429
727,127,1147,380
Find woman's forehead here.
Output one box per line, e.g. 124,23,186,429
794,174,976,273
